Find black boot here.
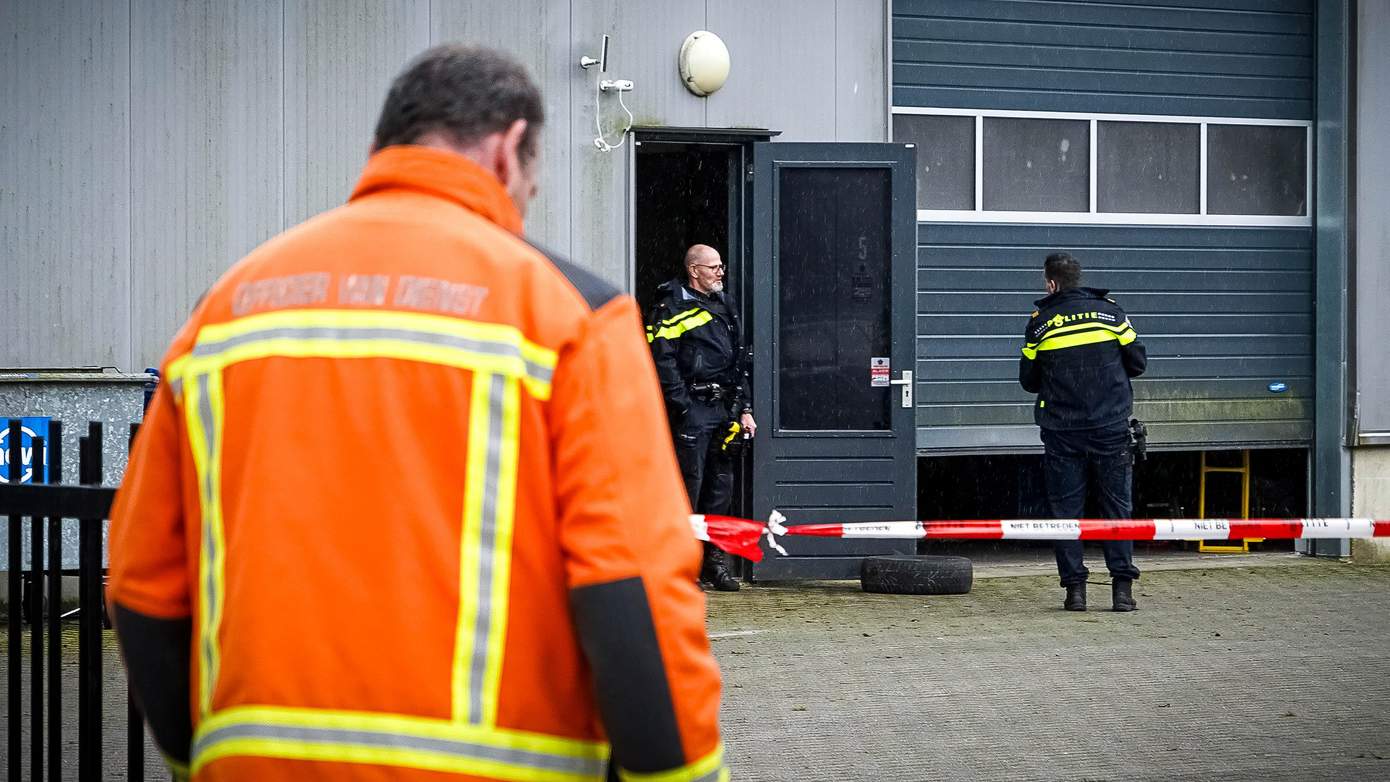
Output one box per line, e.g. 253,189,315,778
1112,578,1137,612
1063,583,1087,611
701,545,740,592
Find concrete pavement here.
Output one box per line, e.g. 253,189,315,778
5,557,1388,780
711,559,1390,781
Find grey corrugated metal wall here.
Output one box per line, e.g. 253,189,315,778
917,225,1312,451
893,0,1316,453
1,0,886,372
1355,0,1390,442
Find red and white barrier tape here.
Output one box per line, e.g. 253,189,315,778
692,512,1390,561
774,517,1390,541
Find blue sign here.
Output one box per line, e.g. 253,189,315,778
0,417,52,484
1268,382,1288,394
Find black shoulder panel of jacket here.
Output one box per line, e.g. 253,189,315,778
569,577,685,774
525,237,621,312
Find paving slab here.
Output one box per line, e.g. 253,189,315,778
710,560,1390,781
6,557,1387,781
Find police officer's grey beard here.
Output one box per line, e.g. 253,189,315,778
709,281,724,293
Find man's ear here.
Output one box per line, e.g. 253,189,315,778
498,119,529,186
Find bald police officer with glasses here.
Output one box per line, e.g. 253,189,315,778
647,245,756,592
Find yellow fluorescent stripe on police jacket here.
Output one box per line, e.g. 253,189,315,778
1024,318,1133,349
616,743,729,782
1021,321,1136,360
646,309,714,343
643,306,703,337
190,705,610,781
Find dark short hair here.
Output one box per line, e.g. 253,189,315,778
373,45,544,160
1044,253,1082,290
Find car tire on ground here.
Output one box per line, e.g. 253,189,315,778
860,555,973,595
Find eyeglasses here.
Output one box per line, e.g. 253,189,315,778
692,263,725,274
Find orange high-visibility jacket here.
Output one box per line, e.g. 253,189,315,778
108,146,726,782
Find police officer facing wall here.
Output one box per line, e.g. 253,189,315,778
1020,253,1147,613
648,244,756,592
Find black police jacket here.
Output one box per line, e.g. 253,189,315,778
646,278,750,420
1018,287,1147,431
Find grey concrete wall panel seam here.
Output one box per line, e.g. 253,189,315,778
1354,0,1390,436
432,0,574,257
284,1,431,228
1312,0,1352,535
130,0,286,374
0,0,133,369
3,1,887,373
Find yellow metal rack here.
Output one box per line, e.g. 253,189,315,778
1196,450,1262,553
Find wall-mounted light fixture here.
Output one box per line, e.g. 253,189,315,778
678,31,730,97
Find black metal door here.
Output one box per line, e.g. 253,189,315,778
749,143,918,580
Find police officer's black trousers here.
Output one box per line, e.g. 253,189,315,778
1042,423,1141,588
674,417,734,518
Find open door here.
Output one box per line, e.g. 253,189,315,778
749,142,918,580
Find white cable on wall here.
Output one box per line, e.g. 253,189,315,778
593,76,634,152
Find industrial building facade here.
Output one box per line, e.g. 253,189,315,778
2,1,1385,575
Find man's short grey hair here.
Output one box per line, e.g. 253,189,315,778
373,44,544,160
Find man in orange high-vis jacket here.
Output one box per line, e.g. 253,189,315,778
108,45,727,782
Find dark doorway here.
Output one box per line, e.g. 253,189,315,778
632,141,739,318
632,137,749,529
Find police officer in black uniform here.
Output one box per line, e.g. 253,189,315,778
647,244,756,592
1020,253,1147,612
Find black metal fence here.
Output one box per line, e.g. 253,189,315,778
3,418,155,781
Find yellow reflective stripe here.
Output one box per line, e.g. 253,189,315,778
161,752,191,781
660,307,705,327
483,376,522,725
191,705,609,781
1025,318,1132,349
1022,320,1135,359
617,743,728,782
1034,327,1130,354
205,371,228,718
454,373,493,722
648,310,714,342
165,352,191,403
196,308,553,361
644,305,706,344
452,372,521,725
184,371,226,718
181,309,556,400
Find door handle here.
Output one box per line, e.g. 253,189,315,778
888,370,912,408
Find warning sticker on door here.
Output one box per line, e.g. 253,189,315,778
870,357,890,387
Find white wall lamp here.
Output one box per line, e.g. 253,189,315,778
678,31,730,97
